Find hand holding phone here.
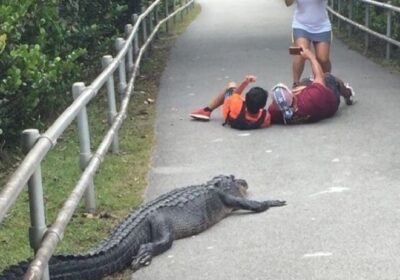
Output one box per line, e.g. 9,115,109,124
289,46,302,55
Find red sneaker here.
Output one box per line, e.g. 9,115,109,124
190,108,211,121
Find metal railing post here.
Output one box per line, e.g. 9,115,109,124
327,0,332,20
364,3,370,54
101,55,119,154
22,129,50,280
173,0,177,23
180,0,184,21
386,2,392,60
115,37,127,96
72,82,96,213
348,0,353,37
165,0,170,34
125,24,134,71
338,0,342,29
132,14,140,56
155,6,160,39
132,13,140,75
141,7,149,57
148,10,154,53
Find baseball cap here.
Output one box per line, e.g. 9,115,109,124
271,83,294,121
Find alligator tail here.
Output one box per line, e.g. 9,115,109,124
0,249,131,280
0,260,30,280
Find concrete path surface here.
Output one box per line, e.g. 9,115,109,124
133,0,400,279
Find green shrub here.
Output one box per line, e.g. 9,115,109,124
332,0,400,61
336,0,399,37
0,0,141,147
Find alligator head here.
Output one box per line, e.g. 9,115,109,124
207,175,248,197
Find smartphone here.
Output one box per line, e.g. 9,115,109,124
289,46,302,55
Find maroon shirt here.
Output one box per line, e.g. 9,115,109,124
268,83,339,124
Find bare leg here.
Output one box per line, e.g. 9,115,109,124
190,81,238,120
207,81,237,111
292,38,310,87
314,41,331,73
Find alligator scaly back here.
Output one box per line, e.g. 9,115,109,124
0,175,286,279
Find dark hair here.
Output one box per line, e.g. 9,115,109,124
245,87,268,114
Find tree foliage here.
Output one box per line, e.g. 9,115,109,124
0,0,141,146
334,0,400,42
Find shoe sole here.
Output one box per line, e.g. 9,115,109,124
190,114,210,121
345,98,353,105
344,84,355,105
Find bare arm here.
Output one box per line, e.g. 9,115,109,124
235,75,256,95
300,48,325,86
285,0,295,6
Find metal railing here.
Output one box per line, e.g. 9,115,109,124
0,0,194,279
327,0,400,59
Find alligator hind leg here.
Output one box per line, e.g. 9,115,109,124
130,214,174,271
220,192,286,213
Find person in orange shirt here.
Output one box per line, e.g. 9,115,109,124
190,75,271,130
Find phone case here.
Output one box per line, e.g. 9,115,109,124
289,47,302,55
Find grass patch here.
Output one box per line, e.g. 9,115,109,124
0,3,201,276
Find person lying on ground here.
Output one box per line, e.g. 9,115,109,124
190,75,272,130
268,47,355,124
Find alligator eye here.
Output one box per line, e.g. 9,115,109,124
236,179,248,189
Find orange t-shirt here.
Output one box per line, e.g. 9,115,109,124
222,93,271,128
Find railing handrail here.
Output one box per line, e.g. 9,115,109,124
327,6,400,48
327,0,400,56
359,0,400,13
0,0,195,279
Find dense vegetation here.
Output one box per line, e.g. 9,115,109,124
330,0,400,63
0,0,143,149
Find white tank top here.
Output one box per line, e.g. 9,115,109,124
292,0,332,33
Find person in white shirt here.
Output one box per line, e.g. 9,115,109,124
285,0,332,88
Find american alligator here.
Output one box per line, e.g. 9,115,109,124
0,175,286,279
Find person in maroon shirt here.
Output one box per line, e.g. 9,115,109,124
268,47,355,124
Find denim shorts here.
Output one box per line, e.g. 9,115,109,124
293,28,332,43
224,87,236,99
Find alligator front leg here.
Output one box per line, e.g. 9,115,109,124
130,214,174,271
220,192,286,212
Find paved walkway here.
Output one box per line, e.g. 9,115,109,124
134,0,400,279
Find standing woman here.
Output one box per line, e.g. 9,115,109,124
285,0,332,88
